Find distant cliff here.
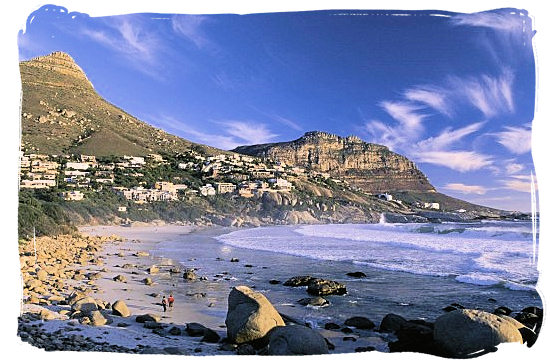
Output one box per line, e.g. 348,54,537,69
233,131,435,193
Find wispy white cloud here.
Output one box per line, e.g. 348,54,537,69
500,178,535,193
403,86,452,117
171,15,211,49
81,16,162,76
443,183,489,195
380,101,426,136
416,122,485,151
414,151,493,172
504,161,524,175
217,120,278,146
448,70,515,118
150,115,277,150
492,125,531,154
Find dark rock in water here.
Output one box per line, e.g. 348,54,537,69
324,322,340,330
244,264,253,268
343,336,357,342
297,297,330,307
186,322,207,337
488,298,497,302
168,326,182,335
117,322,130,327
346,272,367,278
442,303,465,312
169,267,181,274
521,306,543,317
379,313,408,333
230,258,240,262
494,306,513,316
307,279,346,296
194,348,202,353
283,276,315,287
269,280,281,285
344,316,375,330
236,344,256,355
148,293,159,298
341,327,353,334
201,328,221,343
267,325,329,355
408,319,434,329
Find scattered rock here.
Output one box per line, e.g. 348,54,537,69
230,258,239,263
307,279,346,296
148,265,159,274
71,296,98,313
168,326,182,335
346,272,367,278
379,313,408,333
136,314,161,323
344,316,375,330
186,322,207,337
201,328,221,343
112,300,131,317
269,280,281,285
283,276,315,287
89,311,108,326
324,322,340,330
142,277,153,286
297,297,330,307
182,270,196,281
113,275,126,283
236,343,255,355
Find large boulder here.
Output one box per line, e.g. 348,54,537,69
225,286,285,344
434,309,524,357
112,300,131,317
267,325,328,355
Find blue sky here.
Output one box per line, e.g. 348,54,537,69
18,5,537,211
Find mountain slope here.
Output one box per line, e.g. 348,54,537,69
19,51,219,156
234,131,435,193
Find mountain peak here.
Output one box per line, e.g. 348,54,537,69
23,51,92,86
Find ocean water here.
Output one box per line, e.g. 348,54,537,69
216,220,539,291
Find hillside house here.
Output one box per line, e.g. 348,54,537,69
215,182,237,194
62,190,84,201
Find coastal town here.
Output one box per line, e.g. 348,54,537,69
19,147,317,201
18,147,446,211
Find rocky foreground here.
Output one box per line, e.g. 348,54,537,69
18,233,543,357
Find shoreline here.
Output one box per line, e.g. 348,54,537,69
17,223,543,356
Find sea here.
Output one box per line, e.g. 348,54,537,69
149,220,542,327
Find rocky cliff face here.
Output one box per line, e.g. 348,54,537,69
234,131,435,193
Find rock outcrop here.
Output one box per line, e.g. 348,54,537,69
234,131,435,193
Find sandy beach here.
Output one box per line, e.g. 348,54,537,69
17,223,543,356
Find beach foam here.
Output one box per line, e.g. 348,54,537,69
216,222,539,290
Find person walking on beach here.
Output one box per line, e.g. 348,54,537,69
168,294,175,310
161,296,167,313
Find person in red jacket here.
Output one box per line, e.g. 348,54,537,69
168,294,175,309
